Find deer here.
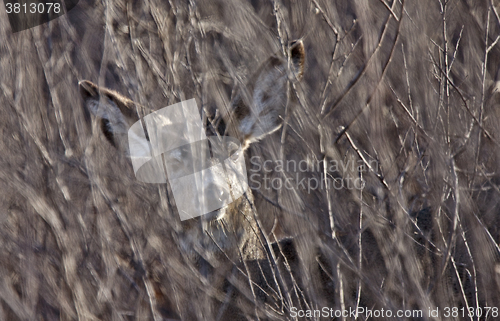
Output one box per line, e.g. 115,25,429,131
78,40,305,319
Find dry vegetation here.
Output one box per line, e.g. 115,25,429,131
1,0,500,320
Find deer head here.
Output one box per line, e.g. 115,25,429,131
78,40,305,259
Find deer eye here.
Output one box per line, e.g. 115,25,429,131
165,149,185,173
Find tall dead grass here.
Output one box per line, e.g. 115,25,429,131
0,0,500,320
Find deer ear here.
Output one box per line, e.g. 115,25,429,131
79,80,139,152
289,40,305,80
229,40,306,149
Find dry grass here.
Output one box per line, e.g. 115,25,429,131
1,0,500,320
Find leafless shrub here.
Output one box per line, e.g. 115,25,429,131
1,0,500,320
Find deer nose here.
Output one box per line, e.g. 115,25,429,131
205,207,226,221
